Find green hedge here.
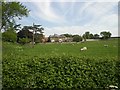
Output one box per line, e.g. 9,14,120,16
2,55,119,89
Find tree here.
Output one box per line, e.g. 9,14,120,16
82,32,90,41
84,32,90,39
82,31,95,40
17,27,33,43
73,35,82,42
93,34,99,39
100,31,112,39
33,24,44,43
82,34,86,41
18,24,44,46
89,33,94,39
1,1,30,31
30,23,44,46
82,32,92,39
63,34,72,37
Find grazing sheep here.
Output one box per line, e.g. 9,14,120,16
109,85,118,90
80,47,87,51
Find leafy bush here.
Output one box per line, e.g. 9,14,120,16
2,55,118,89
73,35,82,42
19,37,30,44
2,29,17,43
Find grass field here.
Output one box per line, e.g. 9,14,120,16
2,38,120,88
3,39,119,58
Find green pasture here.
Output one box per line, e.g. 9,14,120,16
2,39,119,59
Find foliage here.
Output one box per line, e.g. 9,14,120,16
100,31,112,39
32,24,44,43
73,35,82,42
1,1,30,31
19,37,30,44
82,32,94,39
17,24,44,44
89,33,94,39
17,28,33,43
63,34,73,37
94,34,100,39
2,28,17,43
2,55,118,88
34,33,43,43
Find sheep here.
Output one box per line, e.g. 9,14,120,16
80,47,87,51
109,85,118,90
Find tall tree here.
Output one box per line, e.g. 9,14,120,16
1,1,30,31
100,31,112,39
17,26,33,42
19,24,44,47
32,23,44,45
82,32,94,39
84,32,90,39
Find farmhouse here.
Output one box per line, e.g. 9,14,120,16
49,34,73,42
49,34,66,42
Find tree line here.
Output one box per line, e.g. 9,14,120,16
63,31,112,42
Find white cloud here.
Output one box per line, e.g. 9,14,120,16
30,2,66,23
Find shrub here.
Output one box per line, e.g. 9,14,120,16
19,37,30,44
73,35,82,42
2,55,118,89
2,29,17,43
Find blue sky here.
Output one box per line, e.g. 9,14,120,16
16,0,118,37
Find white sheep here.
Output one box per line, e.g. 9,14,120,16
109,85,118,89
80,47,87,51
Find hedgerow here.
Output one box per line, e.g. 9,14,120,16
2,55,119,89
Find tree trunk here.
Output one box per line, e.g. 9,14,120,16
32,30,34,48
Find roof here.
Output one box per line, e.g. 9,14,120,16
49,34,66,38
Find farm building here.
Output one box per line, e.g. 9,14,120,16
49,34,73,42
49,34,66,42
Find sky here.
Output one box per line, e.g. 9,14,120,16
15,0,119,37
